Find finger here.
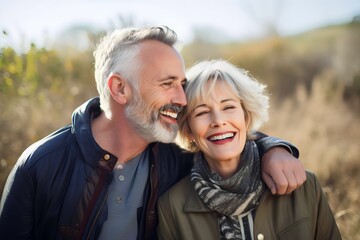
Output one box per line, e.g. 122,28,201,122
264,169,288,195
291,167,307,193
275,177,288,195
262,173,277,195
282,169,298,194
294,161,307,185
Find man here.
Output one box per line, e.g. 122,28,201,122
0,26,305,240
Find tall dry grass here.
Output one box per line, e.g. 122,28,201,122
262,78,360,239
0,22,359,239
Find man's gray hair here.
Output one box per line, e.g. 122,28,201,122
93,26,178,116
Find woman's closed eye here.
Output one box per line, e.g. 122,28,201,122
223,105,236,111
193,110,209,117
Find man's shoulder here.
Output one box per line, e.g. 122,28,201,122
17,125,74,169
19,98,96,169
155,142,194,159
155,142,183,152
152,143,194,180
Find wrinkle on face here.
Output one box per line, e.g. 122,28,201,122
124,40,186,143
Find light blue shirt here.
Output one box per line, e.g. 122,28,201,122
98,149,149,240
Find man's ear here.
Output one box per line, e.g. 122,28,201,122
108,74,130,104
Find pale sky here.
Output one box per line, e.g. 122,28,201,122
1,0,360,50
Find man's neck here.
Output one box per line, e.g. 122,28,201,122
91,112,149,164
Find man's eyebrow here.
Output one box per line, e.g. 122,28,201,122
157,76,187,85
158,76,177,82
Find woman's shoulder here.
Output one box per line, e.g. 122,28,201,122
276,170,324,202
304,170,321,188
163,175,192,195
159,175,192,204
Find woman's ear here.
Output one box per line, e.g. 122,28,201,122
187,135,194,143
108,74,130,104
186,126,195,143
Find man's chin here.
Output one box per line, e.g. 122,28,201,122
152,123,178,143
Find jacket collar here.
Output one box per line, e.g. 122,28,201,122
183,176,213,213
71,97,117,170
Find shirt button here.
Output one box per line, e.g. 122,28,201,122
119,175,125,181
116,196,123,204
104,154,110,160
257,233,264,240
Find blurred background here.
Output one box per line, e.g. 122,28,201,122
1,0,359,239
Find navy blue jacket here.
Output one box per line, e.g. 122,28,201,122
0,97,298,240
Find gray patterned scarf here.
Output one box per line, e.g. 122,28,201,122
190,141,266,240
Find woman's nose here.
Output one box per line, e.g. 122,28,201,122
210,112,226,128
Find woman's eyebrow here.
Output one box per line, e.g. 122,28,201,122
193,103,207,110
221,98,237,103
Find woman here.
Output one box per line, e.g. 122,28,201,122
157,60,341,240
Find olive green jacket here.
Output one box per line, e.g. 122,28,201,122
157,171,341,240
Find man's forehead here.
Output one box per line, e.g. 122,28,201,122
134,40,184,84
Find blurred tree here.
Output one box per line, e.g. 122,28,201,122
0,47,23,96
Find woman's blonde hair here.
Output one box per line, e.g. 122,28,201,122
177,59,269,152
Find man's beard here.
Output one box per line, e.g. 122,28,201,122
125,90,181,143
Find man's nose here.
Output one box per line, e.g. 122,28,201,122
171,84,187,106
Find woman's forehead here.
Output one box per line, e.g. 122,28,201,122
192,81,238,105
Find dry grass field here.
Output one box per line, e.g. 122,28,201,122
263,87,360,240
1,21,359,239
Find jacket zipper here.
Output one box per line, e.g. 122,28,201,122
86,188,109,240
144,163,156,240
